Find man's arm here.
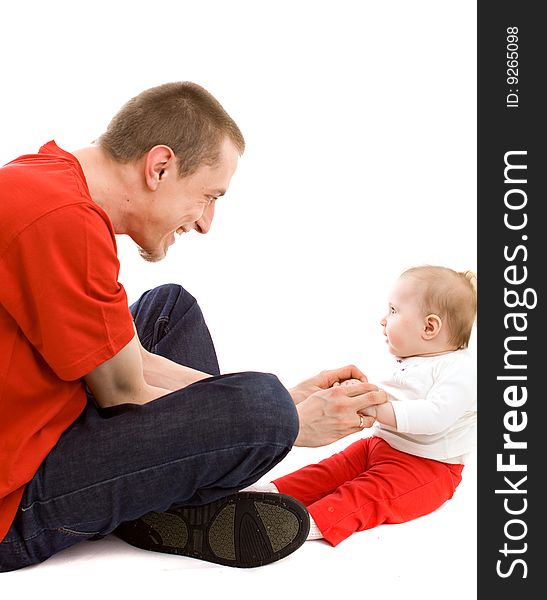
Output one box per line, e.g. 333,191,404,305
138,345,212,391
85,332,213,408
84,334,172,407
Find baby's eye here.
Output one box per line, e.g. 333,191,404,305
390,306,397,314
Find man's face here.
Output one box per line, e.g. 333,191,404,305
136,137,239,262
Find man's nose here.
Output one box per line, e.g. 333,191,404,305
194,202,215,234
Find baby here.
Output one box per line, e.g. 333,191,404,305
247,265,477,546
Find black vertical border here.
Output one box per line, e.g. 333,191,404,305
478,1,543,597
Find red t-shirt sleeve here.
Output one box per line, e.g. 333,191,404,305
0,203,135,380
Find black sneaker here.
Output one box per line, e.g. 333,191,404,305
114,492,310,568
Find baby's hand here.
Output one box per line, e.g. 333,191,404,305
332,378,362,388
342,378,362,386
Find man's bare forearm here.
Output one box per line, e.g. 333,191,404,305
140,347,212,391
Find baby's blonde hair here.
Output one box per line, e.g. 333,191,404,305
400,265,477,349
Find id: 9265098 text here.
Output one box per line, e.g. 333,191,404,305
506,26,519,108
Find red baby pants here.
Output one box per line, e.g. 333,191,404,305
273,436,464,546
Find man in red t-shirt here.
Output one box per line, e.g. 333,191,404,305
0,82,383,571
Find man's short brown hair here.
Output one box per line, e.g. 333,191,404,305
98,81,245,177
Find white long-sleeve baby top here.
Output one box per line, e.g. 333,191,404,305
372,349,477,464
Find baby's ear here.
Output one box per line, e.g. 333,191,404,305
422,314,442,340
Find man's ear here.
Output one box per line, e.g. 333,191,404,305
422,314,442,340
144,145,175,191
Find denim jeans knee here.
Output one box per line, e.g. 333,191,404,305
233,372,299,449
131,283,220,375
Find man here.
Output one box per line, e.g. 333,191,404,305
0,82,383,571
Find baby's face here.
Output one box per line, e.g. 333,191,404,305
380,277,426,358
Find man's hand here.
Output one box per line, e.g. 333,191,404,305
289,365,368,405
294,381,387,447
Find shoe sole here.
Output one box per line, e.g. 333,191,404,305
115,492,310,568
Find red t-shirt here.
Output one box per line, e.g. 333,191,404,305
0,141,135,542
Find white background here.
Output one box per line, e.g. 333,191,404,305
1,1,477,598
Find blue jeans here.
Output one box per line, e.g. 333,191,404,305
0,284,299,571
